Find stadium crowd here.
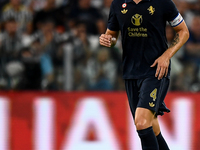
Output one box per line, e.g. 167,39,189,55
0,0,199,91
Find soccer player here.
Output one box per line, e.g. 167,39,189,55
99,0,189,149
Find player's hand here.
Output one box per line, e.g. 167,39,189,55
99,34,112,47
151,54,170,80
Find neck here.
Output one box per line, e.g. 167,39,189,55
133,0,142,4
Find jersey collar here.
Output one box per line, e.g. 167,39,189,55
126,0,151,3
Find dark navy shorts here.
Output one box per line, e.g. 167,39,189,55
125,77,170,118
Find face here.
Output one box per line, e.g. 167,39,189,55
41,22,55,33
10,0,21,6
76,24,87,37
46,0,55,8
5,21,18,34
78,0,91,9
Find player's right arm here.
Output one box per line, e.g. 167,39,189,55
100,0,119,47
99,29,119,48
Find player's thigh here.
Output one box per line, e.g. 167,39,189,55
137,77,170,115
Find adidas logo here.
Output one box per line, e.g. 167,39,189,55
121,9,128,14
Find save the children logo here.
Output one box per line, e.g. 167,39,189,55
131,14,143,26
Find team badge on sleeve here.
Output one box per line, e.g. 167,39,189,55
169,13,183,27
122,3,127,8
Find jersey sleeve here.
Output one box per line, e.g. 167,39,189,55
164,0,183,27
107,1,120,31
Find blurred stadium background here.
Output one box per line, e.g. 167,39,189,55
0,0,199,149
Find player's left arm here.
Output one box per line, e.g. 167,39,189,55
151,21,189,80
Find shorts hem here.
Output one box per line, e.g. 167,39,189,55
137,106,170,116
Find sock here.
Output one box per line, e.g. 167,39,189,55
137,126,159,150
156,132,170,150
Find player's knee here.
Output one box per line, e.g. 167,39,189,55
135,118,151,130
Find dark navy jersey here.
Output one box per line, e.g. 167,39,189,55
107,0,183,79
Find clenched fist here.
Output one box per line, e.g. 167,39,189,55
99,34,116,47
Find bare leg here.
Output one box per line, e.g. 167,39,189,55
135,108,159,150
135,108,155,130
152,117,161,136
152,117,170,150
